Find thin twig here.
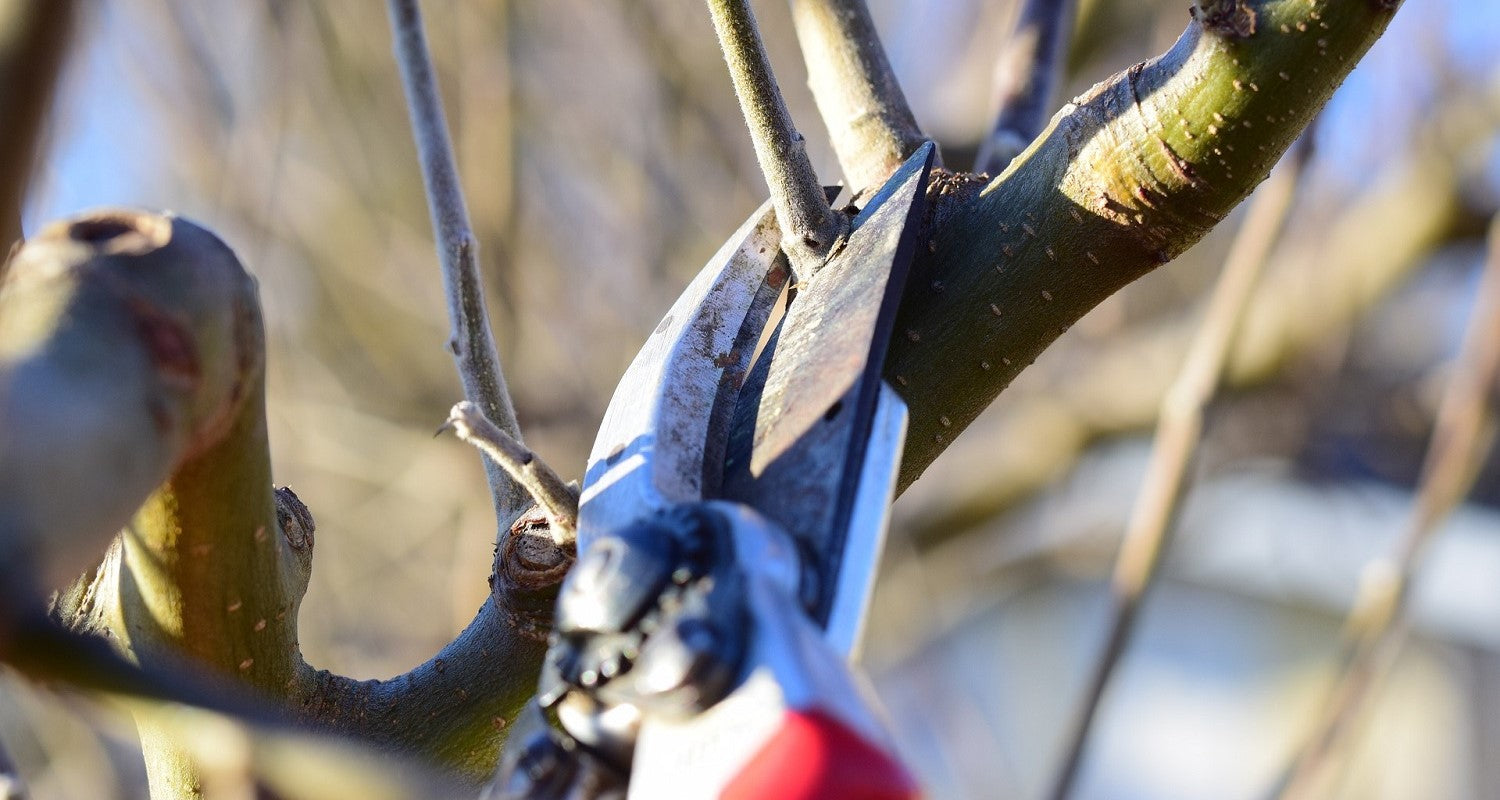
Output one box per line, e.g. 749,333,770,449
789,0,928,194
442,402,579,547
1270,214,1500,800
1046,141,1309,800
706,0,847,275
974,0,1076,175
386,0,529,520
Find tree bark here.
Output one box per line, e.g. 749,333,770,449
883,0,1404,490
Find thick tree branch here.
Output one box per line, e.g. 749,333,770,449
32,219,303,797
0,211,265,605
1270,214,1500,800
387,0,529,523
707,0,848,274
789,0,928,194
899,134,1476,546
294,503,568,783
885,0,1404,491
975,0,1077,175
295,594,553,783
0,0,75,246
1,210,562,790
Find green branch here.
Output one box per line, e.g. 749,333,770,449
0,211,266,607
3,210,561,793
886,0,1404,490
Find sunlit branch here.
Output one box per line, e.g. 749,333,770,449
442,402,578,547
707,0,848,275
789,0,929,194
386,0,529,522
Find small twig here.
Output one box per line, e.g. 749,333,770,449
974,0,1076,175
442,402,579,547
1269,214,1500,800
1046,140,1309,800
706,0,847,275
789,0,929,194
386,0,529,520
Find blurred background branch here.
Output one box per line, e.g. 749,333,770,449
0,0,75,247
974,0,1077,175
1048,134,1308,800
1271,213,1500,800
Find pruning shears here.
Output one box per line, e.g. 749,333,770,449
493,141,936,799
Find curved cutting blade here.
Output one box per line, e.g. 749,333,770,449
722,142,935,626
577,201,787,549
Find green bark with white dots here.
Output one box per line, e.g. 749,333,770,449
885,0,1401,489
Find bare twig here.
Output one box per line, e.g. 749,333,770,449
789,0,928,194
1046,141,1309,800
442,402,579,547
707,0,847,275
1270,215,1500,800
386,0,528,520
974,0,1076,175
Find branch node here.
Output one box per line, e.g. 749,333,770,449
273,486,315,554
1193,0,1258,39
492,509,574,642
443,401,579,547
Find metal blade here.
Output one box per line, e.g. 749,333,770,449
578,201,787,549
722,142,935,625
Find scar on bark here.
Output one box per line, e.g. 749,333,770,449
1192,0,1257,39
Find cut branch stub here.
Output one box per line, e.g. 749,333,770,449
0,209,264,597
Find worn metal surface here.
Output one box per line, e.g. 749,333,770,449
578,201,786,550
723,142,935,624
